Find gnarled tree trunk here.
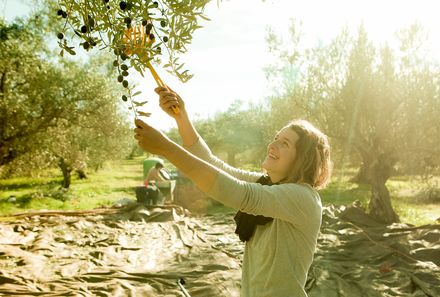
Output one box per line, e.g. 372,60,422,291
59,158,72,189
356,146,400,224
350,161,370,184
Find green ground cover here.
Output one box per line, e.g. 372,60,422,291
1,158,438,226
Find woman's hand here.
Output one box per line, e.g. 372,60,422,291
155,85,187,120
133,119,174,156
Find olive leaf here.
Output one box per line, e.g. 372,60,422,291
133,100,148,106
137,111,152,117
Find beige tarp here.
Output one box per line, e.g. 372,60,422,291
0,203,439,296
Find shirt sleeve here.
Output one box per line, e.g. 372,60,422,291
206,169,322,226
183,136,262,183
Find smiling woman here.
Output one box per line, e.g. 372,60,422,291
133,85,333,297
263,120,332,189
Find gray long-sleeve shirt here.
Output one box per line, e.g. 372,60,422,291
184,137,323,297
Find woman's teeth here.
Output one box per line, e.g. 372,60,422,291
269,153,278,160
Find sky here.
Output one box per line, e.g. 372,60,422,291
2,0,440,131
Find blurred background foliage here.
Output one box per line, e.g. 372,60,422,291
0,2,439,225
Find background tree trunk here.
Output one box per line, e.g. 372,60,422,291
368,180,400,224
365,152,400,224
59,158,72,189
350,162,370,184
76,169,87,179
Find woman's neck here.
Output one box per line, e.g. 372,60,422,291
267,172,285,184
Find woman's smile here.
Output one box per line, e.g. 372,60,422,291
268,151,279,160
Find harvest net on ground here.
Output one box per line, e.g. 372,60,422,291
0,204,439,296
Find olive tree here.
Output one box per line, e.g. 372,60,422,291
265,21,440,224
0,16,132,187
48,0,212,117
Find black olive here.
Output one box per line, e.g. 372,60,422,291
122,95,128,101
146,23,153,31
61,11,67,18
126,2,133,10
113,60,119,67
120,53,128,60
121,64,128,71
142,20,148,26
91,40,97,46
122,80,128,88
81,25,87,33
104,0,109,3
149,33,155,40
153,1,158,8
107,5,110,9
124,17,131,24
114,48,120,55
57,9,63,16
160,20,166,27
57,32,64,39
83,42,90,50
119,1,127,10
162,36,168,42
117,75,124,82
122,70,129,76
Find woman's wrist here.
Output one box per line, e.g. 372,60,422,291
175,109,189,124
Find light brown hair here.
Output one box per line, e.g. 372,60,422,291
281,119,333,190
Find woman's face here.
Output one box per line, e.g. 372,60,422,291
262,126,299,183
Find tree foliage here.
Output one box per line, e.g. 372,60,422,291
48,0,211,117
0,16,133,188
171,21,440,224
262,21,440,223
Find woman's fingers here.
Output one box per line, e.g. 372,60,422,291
160,97,179,108
134,119,150,130
161,102,179,112
160,96,178,104
154,86,168,94
160,96,178,105
155,85,184,116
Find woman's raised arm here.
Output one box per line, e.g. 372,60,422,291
156,86,261,182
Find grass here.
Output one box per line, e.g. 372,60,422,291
318,169,440,226
1,159,439,226
0,157,146,216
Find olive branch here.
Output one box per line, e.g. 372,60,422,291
55,0,210,118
